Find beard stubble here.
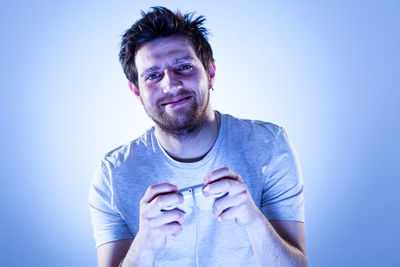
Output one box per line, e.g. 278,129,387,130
145,89,210,137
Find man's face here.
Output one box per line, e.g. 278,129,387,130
132,35,215,135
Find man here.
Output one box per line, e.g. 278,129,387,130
89,6,307,267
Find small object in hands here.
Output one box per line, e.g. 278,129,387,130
163,184,227,215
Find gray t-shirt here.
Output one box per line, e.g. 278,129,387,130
89,113,304,266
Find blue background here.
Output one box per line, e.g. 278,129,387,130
1,1,399,266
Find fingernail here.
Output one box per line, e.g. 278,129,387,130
202,190,209,197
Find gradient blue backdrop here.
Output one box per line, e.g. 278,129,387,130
1,1,399,266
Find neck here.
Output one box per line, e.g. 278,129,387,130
155,109,220,162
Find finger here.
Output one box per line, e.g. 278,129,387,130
147,209,186,228
160,222,183,237
144,193,183,217
217,203,246,222
203,167,240,185
213,191,248,218
142,183,178,203
203,178,246,197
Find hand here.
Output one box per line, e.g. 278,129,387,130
203,167,263,227
136,183,186,252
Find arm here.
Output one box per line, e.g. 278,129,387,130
97,236,157,267
203,167,307,266
97,239,133,267
96,183,185,267
246,219,307,266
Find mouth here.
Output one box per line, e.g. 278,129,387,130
161,95,192,107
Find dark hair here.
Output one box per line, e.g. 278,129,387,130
119,6,214,88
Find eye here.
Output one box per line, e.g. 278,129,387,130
146,73,160,81
177,65,193,72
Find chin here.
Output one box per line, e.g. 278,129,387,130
158,108,208,136
160,115,197,133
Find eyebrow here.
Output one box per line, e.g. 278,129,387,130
141,66,161,78
140,56,195,78
173,56,194,64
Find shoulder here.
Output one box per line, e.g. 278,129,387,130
102,126,155,170
222,113,283,144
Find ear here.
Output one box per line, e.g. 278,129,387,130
128,81,143,104
207,61,216,89
128,81,140,96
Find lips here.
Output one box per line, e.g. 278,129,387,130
161,95,192,106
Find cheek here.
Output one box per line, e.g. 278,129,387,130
142,90,162,110
188,73,208,92
140,87,155,102
198,79,210,97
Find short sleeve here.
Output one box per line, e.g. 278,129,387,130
260,127,305,222
88,160,134,248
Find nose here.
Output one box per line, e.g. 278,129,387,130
161,68,181,94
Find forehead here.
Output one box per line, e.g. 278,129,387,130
134,35,200,72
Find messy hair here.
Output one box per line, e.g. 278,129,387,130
119,6,214,88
